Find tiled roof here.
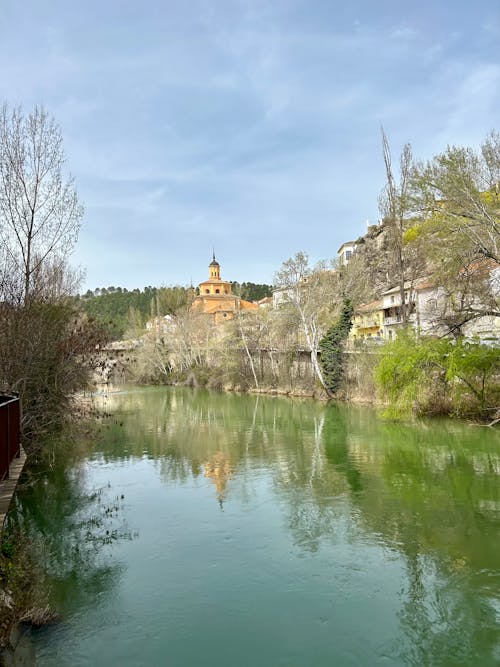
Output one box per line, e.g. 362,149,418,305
356,299,383,313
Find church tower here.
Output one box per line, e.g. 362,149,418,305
192,253,258,324
209,253,221,280
197,253,232,297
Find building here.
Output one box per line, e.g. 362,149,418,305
338,241,356,266
381,279,447,340
457,262,500,342
191,254,258,324
257,296,273,309
350,300,385,341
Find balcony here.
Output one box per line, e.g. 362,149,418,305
384,314,416,326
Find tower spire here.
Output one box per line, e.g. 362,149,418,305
209,251,221,280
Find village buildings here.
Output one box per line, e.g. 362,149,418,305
350,267,499,343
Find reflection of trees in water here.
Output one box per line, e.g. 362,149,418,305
272,407,363,552
100,388,332,490
223,396,499,664
358,430,500,666
338,415,500,666
396,550,500,667
99,388,500,663
9,442,128,614
100,390,499,564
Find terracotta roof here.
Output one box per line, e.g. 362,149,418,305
459,257,499,276
199,279,231,285
382,278,435,295
240,299,258,310
356,299,383,313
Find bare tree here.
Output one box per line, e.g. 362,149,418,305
274,252,337,394
379,129,423,324
235,308,260,389
0,104,83,304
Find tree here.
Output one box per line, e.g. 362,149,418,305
412,131,500,265
231,282,272,302
0,105,102,444
0,295,107,443
274,252,338,394
374,333,500,420
379,129,425,325
152,285,189,317
319,299,353,394
0,104,83,304
408,132,500,335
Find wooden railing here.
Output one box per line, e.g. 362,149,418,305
0,395,21,481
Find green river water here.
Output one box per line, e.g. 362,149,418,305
9,387,500,666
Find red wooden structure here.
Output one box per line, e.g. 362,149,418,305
0,394,21,481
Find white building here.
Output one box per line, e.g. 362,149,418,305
381,280,446,340
462,264,500,342
337,241,356,266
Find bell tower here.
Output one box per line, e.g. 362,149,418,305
192,251,257,323
209,252,221,280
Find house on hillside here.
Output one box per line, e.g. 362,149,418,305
338,241,356,266
350,300,385,341
381,280,446,340
460,262,500,342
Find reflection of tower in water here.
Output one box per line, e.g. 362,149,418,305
204,451,234,508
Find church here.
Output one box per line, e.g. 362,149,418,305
191,254,258,324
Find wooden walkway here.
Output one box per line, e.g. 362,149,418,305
0,448,27,531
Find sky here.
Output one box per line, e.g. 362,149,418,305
0,0,499,290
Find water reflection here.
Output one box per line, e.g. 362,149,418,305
95,389,500,559
17,387,500,666
204,452,235,508
9,436,129,618
95,388,500,663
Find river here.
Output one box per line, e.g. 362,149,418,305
9,387,500,666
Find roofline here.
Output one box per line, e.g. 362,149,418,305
337,241,356,254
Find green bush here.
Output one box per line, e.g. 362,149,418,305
375,333,499,420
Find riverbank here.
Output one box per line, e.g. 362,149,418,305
121,336,498,422
0,409,108,661
0,447,28,655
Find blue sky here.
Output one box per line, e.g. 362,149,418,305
1,0,498,290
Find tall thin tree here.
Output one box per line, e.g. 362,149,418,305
0,104,83,304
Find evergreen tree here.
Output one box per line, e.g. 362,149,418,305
319,299,353,395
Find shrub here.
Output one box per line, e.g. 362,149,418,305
374,333,499,420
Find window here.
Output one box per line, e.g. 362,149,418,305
215,289,220,294
205,289,209,294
